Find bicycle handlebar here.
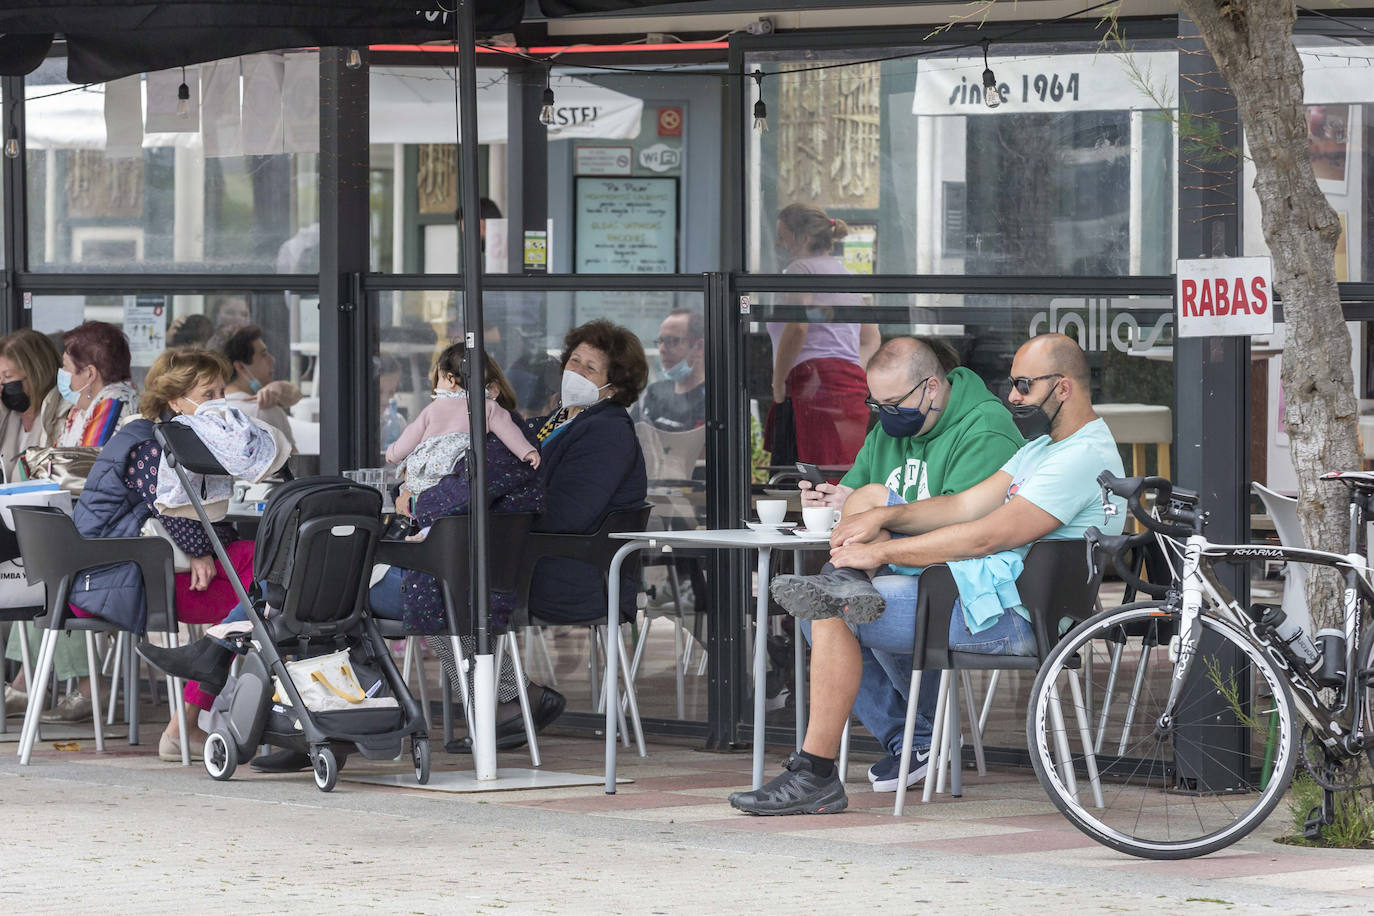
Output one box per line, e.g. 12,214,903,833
1084,527,1171,599
1096,470,1200,538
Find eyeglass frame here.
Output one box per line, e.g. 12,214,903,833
864,376,932,415
654,335,697,348
1007,373,1063,397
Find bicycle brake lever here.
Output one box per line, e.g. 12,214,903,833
1099,484,1118,518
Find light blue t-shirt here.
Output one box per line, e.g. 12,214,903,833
1000,417,1127,540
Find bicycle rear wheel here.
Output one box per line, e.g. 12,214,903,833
1027,602,1296,859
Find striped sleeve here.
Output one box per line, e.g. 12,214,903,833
80,398,125,446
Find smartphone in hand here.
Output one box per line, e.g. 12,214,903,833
795,462,826,486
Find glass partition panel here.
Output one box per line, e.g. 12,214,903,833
369,64,724,275
25,57,319,273
741,288,1174,741
369,286,709,723
1240,38,1374,283
28,289,317,472
745,40,1179,276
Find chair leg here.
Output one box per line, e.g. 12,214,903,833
504,631,541,767
126,637,140,746
977,669,1000,736
612,625,646,757
946,673,962,798
530,626,557,687
1118,641,1152,756
893,670,924,816
629,615,651,681
921,671,951,804
1066,669,1104,808
673,617,686,720
440,662,455,747
793,622,807,752
85,632,104,753
1094,640,1125,754
446,635,475,730
838,719,850,785
17,620,33,694
165,631,190,767
1046,682,1079,802
961,671,986,777
588,627,603,710
401,637,415,684
18,629,58,764
106,632,124,726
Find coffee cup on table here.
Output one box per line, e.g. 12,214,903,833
755,499,788,526
802,506,836,534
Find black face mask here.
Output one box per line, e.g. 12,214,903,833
1,380,30,413
1009,389,1063,440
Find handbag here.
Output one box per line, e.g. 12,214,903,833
140,516,193,573
271,648,399,713
20,445,100,496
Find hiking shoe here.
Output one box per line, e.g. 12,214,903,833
770,570,886,624
728,752,848,816
868,748,930,792
40,691,93,724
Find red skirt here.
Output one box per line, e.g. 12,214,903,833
776,357,869,467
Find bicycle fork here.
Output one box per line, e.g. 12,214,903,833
1156,538,1206,734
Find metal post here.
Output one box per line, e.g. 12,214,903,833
2,75,29,335
456,0,495,779
505,64,548,275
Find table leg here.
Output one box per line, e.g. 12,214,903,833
752,547,772,791
605,540,649,794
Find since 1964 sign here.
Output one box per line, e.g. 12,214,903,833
1176,257,1274,338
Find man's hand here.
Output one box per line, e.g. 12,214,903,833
188,555,218,591
829,506,888,547
257,380,303,410
830,540,887,572
798,480,849,510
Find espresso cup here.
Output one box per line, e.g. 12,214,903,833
802,506,836,533
756,499,788,526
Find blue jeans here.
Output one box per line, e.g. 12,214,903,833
368,566,405,620
801,574,1036,757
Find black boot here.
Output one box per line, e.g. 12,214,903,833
136,637,234,695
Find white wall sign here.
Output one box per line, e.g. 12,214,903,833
575,145,633,176
913,51,1178,116
1176,257,1274,338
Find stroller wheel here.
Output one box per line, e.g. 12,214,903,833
204,731,237,781
313,747,338,792
412,738,431,785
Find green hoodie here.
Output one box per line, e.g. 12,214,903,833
840,366,1024,501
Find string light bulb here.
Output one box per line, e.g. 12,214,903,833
177,67,191,119
3,134,18,160
539,68,557,127
981,41,1001,110
345,48,363,70
751,70,768,132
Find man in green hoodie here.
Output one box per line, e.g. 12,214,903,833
789,337,1023,792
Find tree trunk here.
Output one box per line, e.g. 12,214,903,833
1179,0,1359,629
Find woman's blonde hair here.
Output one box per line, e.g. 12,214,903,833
0,328,62,401
140,348,231,421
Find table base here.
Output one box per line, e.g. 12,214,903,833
343,769,631,793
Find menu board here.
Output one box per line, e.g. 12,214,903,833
574,177,678,274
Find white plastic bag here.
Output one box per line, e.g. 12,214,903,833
0,483,72,609
271,649,398,712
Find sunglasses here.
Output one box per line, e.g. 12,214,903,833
1007,373,1063,396
864,377,931,415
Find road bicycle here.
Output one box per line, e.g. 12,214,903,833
1026,470,1374,859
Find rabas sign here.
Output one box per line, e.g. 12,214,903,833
1176,257,1273,338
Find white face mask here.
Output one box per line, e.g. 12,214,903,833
432,388,465,400
183,396,229,416
561,369,610,409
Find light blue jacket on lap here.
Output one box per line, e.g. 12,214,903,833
948,550,1027,634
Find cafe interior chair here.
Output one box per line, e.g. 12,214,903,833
514,503,654,757
893,539,1104,815
372,512,540,762
10,506,193,766
1251,482,1309,632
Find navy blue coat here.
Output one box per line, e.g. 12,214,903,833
525,401,647,624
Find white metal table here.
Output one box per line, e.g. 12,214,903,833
604,527,832,793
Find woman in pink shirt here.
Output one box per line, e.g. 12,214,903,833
767,203,879,467
386,345,538,513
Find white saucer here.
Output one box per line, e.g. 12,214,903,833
791,528,834,541
746,521,797,532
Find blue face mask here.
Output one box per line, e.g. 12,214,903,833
875,386,938,439
662,358,693,383
56,367,86,404
246,377,262,394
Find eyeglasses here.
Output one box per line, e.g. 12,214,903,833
1007,374,1063,396
654,336,688,348
865,377,930,415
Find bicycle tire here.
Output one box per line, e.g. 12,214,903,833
1360,625,1374,771
1027,601,1297,859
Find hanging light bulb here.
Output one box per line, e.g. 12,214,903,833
4,134,18,160
981,41,1001,110
177,67,191,119
539,68,556,127
345,48,364,70
751,70,768,132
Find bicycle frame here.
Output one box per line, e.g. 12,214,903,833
1163,534,1371,756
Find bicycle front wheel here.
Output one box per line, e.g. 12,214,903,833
1027,602,1297,859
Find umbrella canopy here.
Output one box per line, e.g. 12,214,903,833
0,0,691,83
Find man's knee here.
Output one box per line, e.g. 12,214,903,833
843,483,891,517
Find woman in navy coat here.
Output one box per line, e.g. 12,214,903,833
526,320,648,625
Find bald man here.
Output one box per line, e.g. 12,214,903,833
791,336,1023,793
732,334,1125,816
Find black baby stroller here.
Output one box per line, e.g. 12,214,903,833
154,423,430,792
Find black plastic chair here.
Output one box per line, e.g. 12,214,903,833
371,512,537,760
10,505,192,765
893,539,1104,813
514,503,653,755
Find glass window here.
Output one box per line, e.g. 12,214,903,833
369,284,710,722
1240,38,1373,283
369,64,722,275
29,289,318,471
25,57,319,273
745,40,1179,276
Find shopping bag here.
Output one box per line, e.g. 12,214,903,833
271,648,398,712
0,483,72,609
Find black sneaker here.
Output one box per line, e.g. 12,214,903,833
867,747,929,792
728,752,848,816
769,570,886,624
